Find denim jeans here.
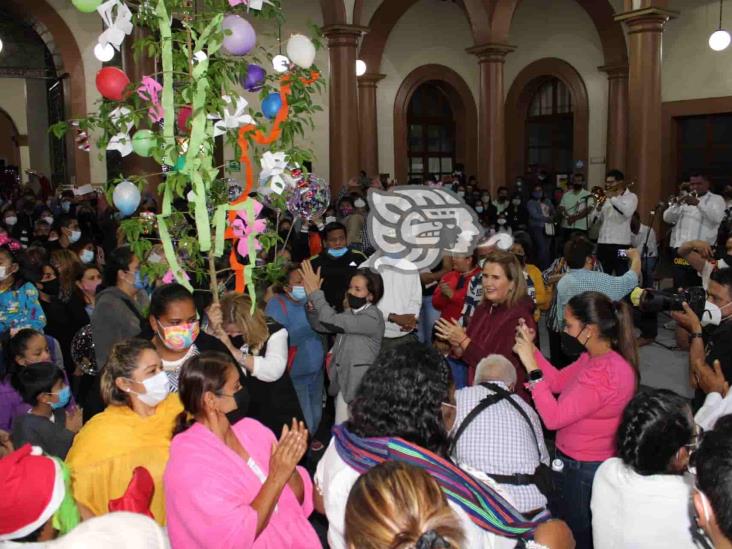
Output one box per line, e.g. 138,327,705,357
446,356,468,389
550,450,602,549
417,295,441,343
292,369,324,434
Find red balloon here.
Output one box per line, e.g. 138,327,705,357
95,67,130,101
177,106,193,133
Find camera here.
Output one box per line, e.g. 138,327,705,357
636,287,706,318
617,249,628,259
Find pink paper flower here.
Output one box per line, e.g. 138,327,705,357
162,269,190,285
231,199,267,258
137,76,164,124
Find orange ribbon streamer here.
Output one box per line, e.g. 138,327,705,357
225,71,320,292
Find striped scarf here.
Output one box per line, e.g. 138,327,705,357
333,424,547,539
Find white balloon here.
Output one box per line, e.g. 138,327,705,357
272,54,290,74
709,29,731,51
94,42,115,62
286,34,316,69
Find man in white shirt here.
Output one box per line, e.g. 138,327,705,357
360,255,422,351
664,174,726,288
592,169,638,275
450,354,550,514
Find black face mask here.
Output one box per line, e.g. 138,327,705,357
229,335,245,350
573,183,584,191
560,330,586,359
347,294,368,310
41,278,60,298
233,388,250,417
723,254,732,267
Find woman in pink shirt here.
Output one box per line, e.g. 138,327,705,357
164,352,320,549
513,291,638,549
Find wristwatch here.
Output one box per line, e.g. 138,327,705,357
528,369,544,383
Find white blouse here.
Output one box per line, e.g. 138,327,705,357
591,457,698,549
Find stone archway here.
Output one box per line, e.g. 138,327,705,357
490,0,627,66
7,0,90,185
505,57,589,181
394,64,478,185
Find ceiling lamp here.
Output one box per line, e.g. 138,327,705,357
355,59,367,77
709,0,731,51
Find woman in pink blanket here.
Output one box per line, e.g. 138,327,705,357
163,351,320,548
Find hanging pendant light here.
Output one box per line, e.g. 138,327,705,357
0,38,4,54
709,0,731,51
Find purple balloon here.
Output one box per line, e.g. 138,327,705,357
242,63,266,92
222,14,256,56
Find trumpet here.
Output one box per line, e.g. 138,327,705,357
593,180,635,208
666,190,698,207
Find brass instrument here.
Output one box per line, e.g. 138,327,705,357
666,190,698,207
593,180,635,208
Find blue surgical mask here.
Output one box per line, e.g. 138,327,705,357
51,386,71,410
290,286,307,301
133,270,147,290
475,206,484,213
328,247,348,258
68,230,81,244
80,249,95,264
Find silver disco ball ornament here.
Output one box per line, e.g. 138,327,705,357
71,324,98,375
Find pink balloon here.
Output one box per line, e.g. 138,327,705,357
222,15,256,56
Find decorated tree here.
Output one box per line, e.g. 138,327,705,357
53,0,328,306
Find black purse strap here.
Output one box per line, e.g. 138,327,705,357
480,382,542,453
449,382,542,459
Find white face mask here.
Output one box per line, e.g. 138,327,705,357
0,265,12,281
325,216,337,225
80,249,95,264
42,216,54,226
130,371,170,407
148,252,163,264
4,216,17,227
68,229,81,244
701,300,732,327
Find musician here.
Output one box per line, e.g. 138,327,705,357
558,173,592,241
664,174,725,288
591,169,638,275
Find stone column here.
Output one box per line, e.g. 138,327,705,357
323,25,367,195
615,7,677,214
357,73,385,178
467,43,515,195
599,63,629,175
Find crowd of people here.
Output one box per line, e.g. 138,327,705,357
0,167,732,549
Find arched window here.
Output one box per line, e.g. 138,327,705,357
526,77,573,175
407,82,455,183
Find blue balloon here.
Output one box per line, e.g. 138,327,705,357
262,93,282,120
112,180,141,217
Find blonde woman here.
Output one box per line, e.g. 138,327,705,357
345,461,464,549
206,292,305,437
435,250,535,400
66,338,182,524
50,248,82,302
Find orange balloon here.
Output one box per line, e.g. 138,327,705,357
96,67,131,101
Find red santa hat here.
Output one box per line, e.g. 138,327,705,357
0,444,65,541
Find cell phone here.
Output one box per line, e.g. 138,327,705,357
617,249,628,259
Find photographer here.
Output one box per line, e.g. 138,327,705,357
677,236,732,290
671,267,732,410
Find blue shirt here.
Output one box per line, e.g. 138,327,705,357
265,294,325,379
554,269,638,330
0,281,46,334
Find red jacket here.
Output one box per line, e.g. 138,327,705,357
432,267,481,322
462,296,536,401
